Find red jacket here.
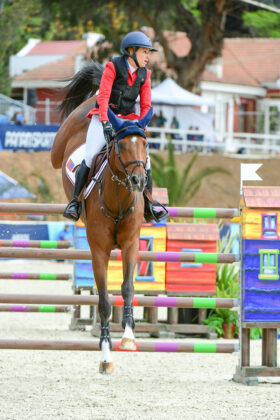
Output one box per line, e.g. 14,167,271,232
87,61,152,121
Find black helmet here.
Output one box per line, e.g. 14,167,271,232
120,31,157,54
120,31,157,68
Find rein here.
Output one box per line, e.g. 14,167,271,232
95,130,147,230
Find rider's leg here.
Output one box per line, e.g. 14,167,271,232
63,160,90,221
144,155,168,222
63,116,106,221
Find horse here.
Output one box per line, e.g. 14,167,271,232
51,62,153,374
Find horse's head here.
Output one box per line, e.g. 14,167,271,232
108,108,153,192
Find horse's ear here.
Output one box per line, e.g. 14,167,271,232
138,107,153,129
108,108,123,131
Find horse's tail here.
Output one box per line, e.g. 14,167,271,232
57,61,104,121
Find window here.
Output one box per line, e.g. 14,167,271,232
262,213,278,239
181,248,202,268
135,236,155,282
259,249,279,281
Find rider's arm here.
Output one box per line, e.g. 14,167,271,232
97,62,116,122
139,69,152,119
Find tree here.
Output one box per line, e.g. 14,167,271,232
150,141,230,206
133,0,235,91
243,9,280,37
0,0,48,95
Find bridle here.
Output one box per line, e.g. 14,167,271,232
108,126,147,192
95,127,147,231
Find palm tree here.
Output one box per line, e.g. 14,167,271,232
150,141,230,206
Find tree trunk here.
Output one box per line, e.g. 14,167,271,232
157,0,234,91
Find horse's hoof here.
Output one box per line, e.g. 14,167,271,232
99,361,114,374
120,338,136,351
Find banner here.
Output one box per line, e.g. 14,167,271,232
0,124,59,151
0,223,49,240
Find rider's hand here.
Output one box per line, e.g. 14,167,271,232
102,121,115,143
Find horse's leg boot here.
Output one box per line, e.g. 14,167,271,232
63,160,90,221
144,169,169,223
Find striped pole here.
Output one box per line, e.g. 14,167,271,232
0,203,239,219
0,293,238,309
0,304,70,312
156,207,239,219
0,248,240,263
0,240,71,249
0,339,238,353
0,273,71,280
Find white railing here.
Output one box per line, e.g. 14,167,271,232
0,94,36,124
147,127,280,156
2,96,280,156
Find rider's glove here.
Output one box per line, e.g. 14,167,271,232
102,121,115,143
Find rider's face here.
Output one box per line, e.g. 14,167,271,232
127,47,151,68
135,47,151,68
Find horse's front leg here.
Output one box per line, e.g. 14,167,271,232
92,250,113,374
120,241,138,350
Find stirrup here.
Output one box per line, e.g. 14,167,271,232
144,200,169,223
63,199,81,222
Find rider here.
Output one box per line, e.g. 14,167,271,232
63,31,167,223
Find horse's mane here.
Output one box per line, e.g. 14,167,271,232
57,61,104,121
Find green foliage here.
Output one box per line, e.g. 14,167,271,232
243,10,280,37
150,140,230,206
250,328,262,340
0,0,237,94
203,314,224,337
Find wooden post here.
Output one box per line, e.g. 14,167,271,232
262,328,277,367
167,307,178,324
241,328,250,367
112,306,122,324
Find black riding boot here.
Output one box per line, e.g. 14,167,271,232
144,169,169,223
63,160,90,221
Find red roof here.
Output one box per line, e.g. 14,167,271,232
27,40,86,55
16,56,76,81
202,38,280,87
13,36,280,89
243,186,280,208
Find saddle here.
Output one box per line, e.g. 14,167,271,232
88,145,109,182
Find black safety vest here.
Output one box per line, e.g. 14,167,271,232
99,56,147,115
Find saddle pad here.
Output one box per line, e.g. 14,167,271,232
65,144,107,199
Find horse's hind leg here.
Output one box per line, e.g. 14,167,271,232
92,251,113,374
120,242,138,350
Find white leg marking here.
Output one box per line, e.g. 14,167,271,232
122,324,135,340
100,341,112,363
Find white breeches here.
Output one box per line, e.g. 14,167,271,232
85,116,106,168
84,115,151,170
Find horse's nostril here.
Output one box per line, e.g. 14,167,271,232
132,175,140,185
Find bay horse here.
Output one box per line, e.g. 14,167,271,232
51,62,152,374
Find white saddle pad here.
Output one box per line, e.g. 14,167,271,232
65,143,107,199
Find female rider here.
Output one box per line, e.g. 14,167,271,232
63,31,166,223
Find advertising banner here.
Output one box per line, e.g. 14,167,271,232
0,124,59,151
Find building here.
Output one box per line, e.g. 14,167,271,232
9,33,104,123
9,32,280,135
241,186,280,322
